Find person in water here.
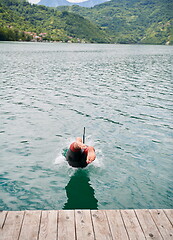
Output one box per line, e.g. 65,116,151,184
66,137,96,168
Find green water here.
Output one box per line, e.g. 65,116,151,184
0,42,173,210
63,170,98,209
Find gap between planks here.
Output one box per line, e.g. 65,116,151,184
0,209,172,240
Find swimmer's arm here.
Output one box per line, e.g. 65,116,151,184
86,147,96,164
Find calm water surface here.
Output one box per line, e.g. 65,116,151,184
0,42,173,210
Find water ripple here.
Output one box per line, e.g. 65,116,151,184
0,42,173,210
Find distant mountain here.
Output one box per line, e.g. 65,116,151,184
57,0,173,45
0,0,172,44
0,0,110,42
37,0,110,8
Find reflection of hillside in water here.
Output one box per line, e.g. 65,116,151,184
63,170,98,209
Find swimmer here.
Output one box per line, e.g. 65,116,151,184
66,137,96,168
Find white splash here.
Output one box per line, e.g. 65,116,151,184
92,148,104,168
54,154,66,165
54,136,104,169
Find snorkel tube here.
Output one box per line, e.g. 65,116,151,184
83,127,85,144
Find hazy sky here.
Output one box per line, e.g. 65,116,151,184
28,0,88,3
28,0,40,3
67,0,88,2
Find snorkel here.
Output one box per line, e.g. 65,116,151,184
83,127,85,144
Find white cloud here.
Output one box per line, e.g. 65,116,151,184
28,0,40,3
28,0,88,3
67,0,88,2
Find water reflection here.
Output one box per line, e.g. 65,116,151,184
63,170,98,209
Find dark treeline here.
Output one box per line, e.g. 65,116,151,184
0,0,109,43
0,27,32,41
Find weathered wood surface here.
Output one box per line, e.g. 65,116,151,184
0,209,172,240
75,210,94,240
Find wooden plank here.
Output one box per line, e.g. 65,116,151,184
135,209,163,240
163,209,173,226
58,210,75,240
38,210,58,240
106,210,129,240
91,210,112,240
75,210,94,240
149,209,173,240
0,211,24,240
120,209,145,240
0,211,7,228
18,210,41,240
0,209,172,240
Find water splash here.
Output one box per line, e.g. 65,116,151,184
54,153,66,165
54,136,104,169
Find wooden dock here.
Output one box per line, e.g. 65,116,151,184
0,209,172,240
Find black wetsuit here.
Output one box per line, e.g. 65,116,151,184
66,143,88,168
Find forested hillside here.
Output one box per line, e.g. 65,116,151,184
0,0,109,42
0,0,172,44
57,0,173,44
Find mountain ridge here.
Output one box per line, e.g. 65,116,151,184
0,0,110,42
38,0,110,8
56,0,173,44
0,0,172,44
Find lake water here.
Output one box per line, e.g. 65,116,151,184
0,42,173,210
